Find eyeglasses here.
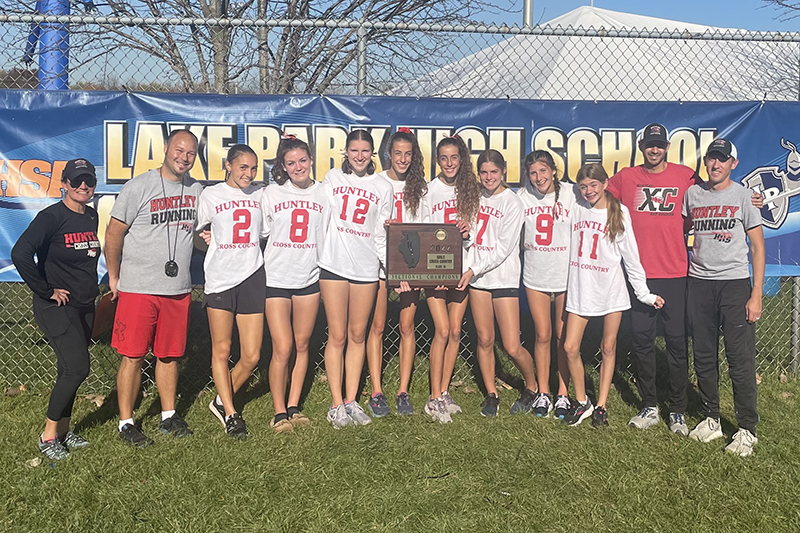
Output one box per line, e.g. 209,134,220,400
67,175,97,188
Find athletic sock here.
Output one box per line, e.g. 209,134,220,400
161,410,176,421
215,395,222,406
40,433,56,444
119,418,134,431
287,406,300,418
273,412,289,423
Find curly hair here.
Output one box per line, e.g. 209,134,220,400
388,130,427,219
523,150,563,219
576,163,624,241
436,136,480,223
341,129,376,175
271,137,313,185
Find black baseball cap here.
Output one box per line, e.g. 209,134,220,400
640,123,669,148
705,138,738,161
62,158,97,187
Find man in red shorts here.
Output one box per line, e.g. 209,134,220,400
105,129,204,447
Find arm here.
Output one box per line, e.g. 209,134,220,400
745,225,765,323
469,200,524,279
11,211,66,303
617,213,660,308
260,189,272,240
374,191,393,271
104,217,130,301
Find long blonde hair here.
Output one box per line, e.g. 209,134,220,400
576,163,624,241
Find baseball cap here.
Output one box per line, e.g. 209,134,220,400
640,123,669,148
705,138,738,161
62,158,97,187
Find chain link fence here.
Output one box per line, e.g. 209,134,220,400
1,13,799,394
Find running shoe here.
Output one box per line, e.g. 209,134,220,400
563,398,594,426
480,393,500,417
424,398,452,423
441,392,462,414
158,414,193,438
226,413,249,438
668,412,690,437
689,417,724,443
554,395,571,419
270,415,293,434
368,393,391,418
288,411,311,427
60,431,90,450
628,406,660,430
327,404,352,429
344,400,372,425
396,392,415,416
209,398,226,426
533,393,553,418
510,388,537,414
591,406,609,428
725,428,758,457
119,423,154,448
38,436,69,460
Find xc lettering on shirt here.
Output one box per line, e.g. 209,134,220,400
636,186,679,213
691,205,741,243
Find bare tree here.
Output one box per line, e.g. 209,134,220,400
3,1,515,94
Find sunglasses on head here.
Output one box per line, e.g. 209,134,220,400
67,174,97,188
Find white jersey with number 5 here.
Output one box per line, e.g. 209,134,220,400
518,181,583,293
467,188,524,290
261,180,329,289
197,182,264,294
565,204,657,316
376,171,430,224
318,168,394,282
427,177,460,225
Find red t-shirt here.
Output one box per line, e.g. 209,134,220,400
607,162,696,279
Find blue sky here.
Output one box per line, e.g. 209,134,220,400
492,1,799,31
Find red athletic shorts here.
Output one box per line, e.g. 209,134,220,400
111,292,191,358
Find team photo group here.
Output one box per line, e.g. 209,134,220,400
11,121,765,462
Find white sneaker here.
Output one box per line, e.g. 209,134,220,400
628,406,660,429
344,400,372,425
689,417,724,443
441,392,462,414
424,398,452,423
327,404,353,429
668,412,690,437
725,429,758,457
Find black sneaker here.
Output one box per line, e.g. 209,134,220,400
209,398,226,426
591,406,609,428
225,413,248,439
480,393,500,417
158,414,193,438
38,436,69,460
119,423,154,448
510,388,537,414
563,398,594,426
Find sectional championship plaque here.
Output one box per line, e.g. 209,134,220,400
386,223,463,289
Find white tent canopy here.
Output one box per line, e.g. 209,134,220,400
394,6,798,101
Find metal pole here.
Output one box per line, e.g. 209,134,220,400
792,276,800,373
523,0,533,28
357,24,367,95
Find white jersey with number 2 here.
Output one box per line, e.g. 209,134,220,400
196,182,264,295
261,180,329,289
318,168,394,282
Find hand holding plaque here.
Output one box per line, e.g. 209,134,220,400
386,223,463,289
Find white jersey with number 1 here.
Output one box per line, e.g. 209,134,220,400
261,180,329,289
376,171,430,224
318,168,394,282
565,204,657,316
196,182,265,295
467,187,524,290
518,181,584,293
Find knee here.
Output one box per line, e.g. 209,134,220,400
448,325,462,344
535,326,552,345
563,340,580,359
327,329,347,350
370,317,386,336
294,339,310,355
477,331,494,350
433,326,449,344
240,349,261,368
347,327,367,345
600,340,617,358
212,339,233,357
398,320,415,339
505,342,523,360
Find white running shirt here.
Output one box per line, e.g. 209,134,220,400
427,177,473,272
518,182,584,293
197,182,265,294
467,187,524,290
261,180,329,289
318,168,394,282
376,171,430,224
565,204,657,316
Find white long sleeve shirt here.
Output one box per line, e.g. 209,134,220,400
261,180,329,289
467,187,524,290
376,171,430,224
318,168,394,282
565,203,657,316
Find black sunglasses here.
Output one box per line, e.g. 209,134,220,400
67,174,97,188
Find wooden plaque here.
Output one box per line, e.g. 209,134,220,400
386,223,463,289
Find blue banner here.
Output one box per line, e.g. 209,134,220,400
1,91,798,280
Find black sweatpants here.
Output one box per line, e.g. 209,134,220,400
687,277,758,435
32,295,94,421
630,277,689,413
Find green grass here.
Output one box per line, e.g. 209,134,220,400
3,371,800,533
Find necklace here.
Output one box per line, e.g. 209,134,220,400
159,167,185,278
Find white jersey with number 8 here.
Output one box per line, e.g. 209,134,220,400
261,180,329,289
197,182,265,295
318,168,394,282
